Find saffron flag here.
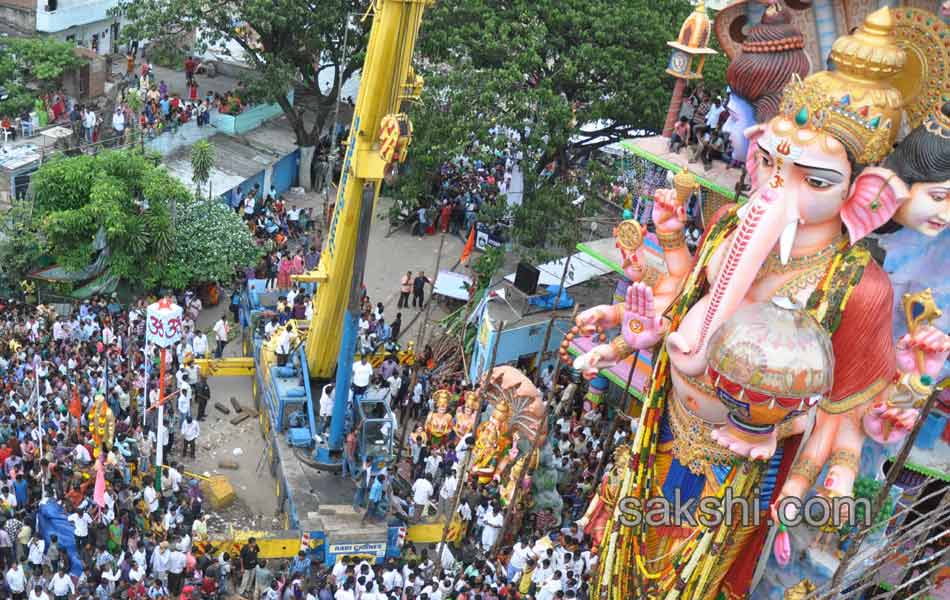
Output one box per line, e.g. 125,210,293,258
69,386,82,419
460,226,476,265
93,458,106,508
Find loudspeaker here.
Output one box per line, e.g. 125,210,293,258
514,261,540,296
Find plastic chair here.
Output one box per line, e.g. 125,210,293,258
19,118,34,138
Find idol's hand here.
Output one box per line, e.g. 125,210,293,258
896,325,950,379
652,189,686,232
574,305,618,337
621,283,665,351
863,402,918,445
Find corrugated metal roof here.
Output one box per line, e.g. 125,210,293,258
163,120,296,193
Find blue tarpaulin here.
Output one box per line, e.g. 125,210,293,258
528,284,574,310
37,500,83,576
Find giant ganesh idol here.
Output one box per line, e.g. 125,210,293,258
574,9,950,600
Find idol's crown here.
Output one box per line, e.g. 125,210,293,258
779,74,893,165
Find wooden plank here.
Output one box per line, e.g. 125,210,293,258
230,413,252,426
214,402,231,415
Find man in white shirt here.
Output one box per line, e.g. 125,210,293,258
192,330,209,358
167,546,187,596
381,565,403,592
68,509,92,549
50,567,75,600
351,355,373,399
276,325,292,366
83,108,97,144
181,415,200,458
28,583,49,600
73,442,92,465
508,538,532,582
704,97,724,133
128,561,146,583
150,541,171,584
112,107,126,141
212,316,229,358
143,483,159,515
481,503,504,551
167,463,183,494
318,383,334,436
438,471,457,516
177,373,192,418
411,476,434,521
6,563,26,597
537,570,564,600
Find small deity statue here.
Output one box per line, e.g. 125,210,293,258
498,439,539,507
470,399,512,485
453,391,479,439
88,393,115,457
576,443,631,547
470,366,548,486
424,389,455,447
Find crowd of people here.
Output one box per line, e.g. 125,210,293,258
0,289,245,599
323,352,633,600
668,85,732,170
411,156,514,242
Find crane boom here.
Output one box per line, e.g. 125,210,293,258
295,0,431,457
303,0,429,375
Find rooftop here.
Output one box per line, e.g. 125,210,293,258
162,118,297,194
619,135,743,200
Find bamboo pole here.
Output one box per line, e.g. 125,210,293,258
534,253,573,386
828,388,943,593
435,319,506,578
492,305,578,559
417,231,447,351
591,349,639,486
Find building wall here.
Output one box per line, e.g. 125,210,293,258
0,0,36,32
35,0,118,34
271,150,300,195
468,316,570,382
47,17,122,55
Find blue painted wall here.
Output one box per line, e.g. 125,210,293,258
272,149,300,194
469,317,571,381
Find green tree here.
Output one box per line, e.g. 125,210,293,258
115,0,369,188
190,139,216,199
0,200,46,287
29,149,260,289
392,0,707,261
0,37,82,116
163,199,262,289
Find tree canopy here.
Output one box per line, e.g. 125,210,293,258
0,37,82,116
29,150,260,290
115,0,368,148
390,0,726,261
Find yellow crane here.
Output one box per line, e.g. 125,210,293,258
294,0,431,460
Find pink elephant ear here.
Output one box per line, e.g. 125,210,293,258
842,168,910,245
743,124,766,192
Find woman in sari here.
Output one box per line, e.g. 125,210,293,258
277,255,293,290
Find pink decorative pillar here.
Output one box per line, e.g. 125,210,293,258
662,78,688,138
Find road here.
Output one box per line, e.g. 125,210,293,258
186,193,469,524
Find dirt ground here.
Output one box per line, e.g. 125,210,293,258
181,192,474,532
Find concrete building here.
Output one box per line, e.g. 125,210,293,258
0,0,123,55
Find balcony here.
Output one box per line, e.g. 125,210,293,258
36,0,118,33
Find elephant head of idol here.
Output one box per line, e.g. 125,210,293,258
722,1,810,167
670,9,911,376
